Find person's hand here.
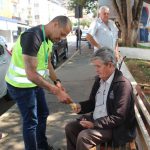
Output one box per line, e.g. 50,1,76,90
97,44,101,49
51,85,71,103
115,46,120,62
55,82,65,91
70,103,81,113
80,120,94,128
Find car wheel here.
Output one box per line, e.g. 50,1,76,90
63,46,68,59
51,52,58,68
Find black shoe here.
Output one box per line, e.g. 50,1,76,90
38,144,55,150
48,145,61,150
47,144,55,150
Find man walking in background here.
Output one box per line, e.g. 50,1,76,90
75,28,82,50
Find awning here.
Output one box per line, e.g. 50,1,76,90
0,18,17,30
7,22,18,30
0,20,7,30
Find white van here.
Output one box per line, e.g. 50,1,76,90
0,41,11,99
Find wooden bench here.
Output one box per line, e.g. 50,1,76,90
90,140,136,150
134,84,150,150
90,84,150,150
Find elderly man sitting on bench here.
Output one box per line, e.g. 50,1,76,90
65,47,136,150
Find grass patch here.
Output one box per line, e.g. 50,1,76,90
125,58,150,84
125,58,150,101
137,44,150,49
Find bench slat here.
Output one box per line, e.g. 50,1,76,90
91,140,136,150
136,95,150,127
134,105,150,149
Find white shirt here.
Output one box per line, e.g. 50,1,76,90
93,72,115,120
88,18,118,52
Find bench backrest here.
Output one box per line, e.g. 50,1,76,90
134,85,150,150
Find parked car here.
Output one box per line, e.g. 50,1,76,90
81,29,92,49
0,41,11,99
51,39,68,68
0,36,7,47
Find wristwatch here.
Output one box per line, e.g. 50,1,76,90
53,79,61,85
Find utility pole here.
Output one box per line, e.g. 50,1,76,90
75,5,83,54
77,17,81,54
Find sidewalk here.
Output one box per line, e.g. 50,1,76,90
119,47,150,60
0,45,149,150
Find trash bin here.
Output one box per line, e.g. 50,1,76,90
140,28,148,42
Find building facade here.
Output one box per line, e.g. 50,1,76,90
0,0,67,49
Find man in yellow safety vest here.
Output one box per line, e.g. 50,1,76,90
5,16,72,150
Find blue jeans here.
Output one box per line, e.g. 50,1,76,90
7,83,49,150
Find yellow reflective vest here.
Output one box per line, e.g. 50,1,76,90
5,35,53,88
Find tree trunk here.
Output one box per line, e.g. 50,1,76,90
126,26,139,46
112,0,144,47
120,24,127,46
121,21,139,46
126,0,132,46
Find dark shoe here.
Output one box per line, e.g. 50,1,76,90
38,144,56,150
47,144,55,150
47,144,61,150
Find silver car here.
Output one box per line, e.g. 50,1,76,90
0,41,11,99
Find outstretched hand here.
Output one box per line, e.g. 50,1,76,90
52,85,71,103
80,120,94,129
70,103,81,113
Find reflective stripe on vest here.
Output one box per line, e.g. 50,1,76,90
10,63,46,76
7,63,47,84
7,72,33,84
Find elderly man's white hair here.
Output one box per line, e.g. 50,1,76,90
91,47,116,67
99,6,110,13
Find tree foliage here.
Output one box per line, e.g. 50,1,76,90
80,19,91,28
68,0,98,14
68,0,86,8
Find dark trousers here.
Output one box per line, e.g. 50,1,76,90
76,38,81,49
65,119,112,150
7,83,49,150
